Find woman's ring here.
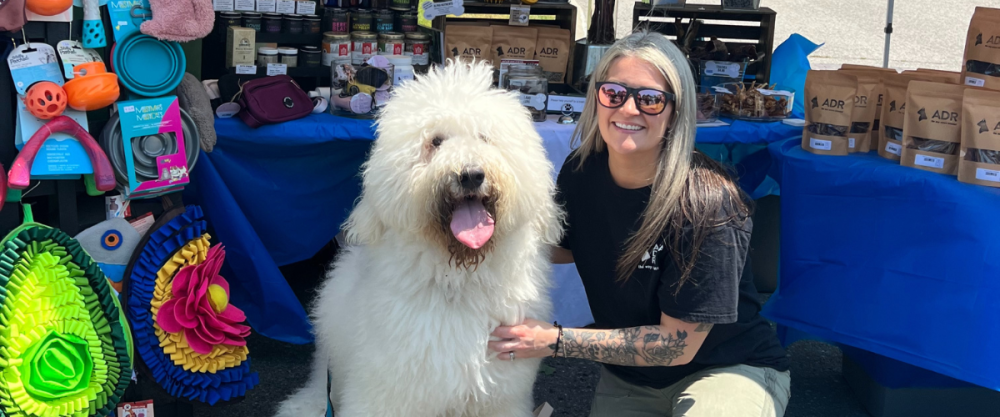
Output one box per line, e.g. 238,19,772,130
509,352,515,361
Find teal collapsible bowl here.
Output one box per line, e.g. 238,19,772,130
113,32,185,97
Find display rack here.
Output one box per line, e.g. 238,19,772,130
632,3,776,84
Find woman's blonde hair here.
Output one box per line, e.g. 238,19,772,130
570,31,749,292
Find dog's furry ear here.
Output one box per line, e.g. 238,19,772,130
534,190,566,247
343,195,385,245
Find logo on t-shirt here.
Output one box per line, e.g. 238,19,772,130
638,243,663,271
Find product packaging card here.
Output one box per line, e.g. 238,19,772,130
57,40,103,79
116,97,191,195
7,43,64,96
108,0,152,42
15,101,94,178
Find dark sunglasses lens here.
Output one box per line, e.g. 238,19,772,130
637,90,667,114
598,83,628,107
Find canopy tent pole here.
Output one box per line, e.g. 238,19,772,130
883,0,894,68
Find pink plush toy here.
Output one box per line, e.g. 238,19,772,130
140,0,214,42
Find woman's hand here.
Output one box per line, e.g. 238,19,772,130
489,318,559,361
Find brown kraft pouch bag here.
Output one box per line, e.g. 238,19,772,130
961,7,1000,90
838,70,879,153
903,69,961,84
490,25,537,69
445,24,493,64
958,88,1000,187
534,27,571,84
900,81,965,175
802,70,857,156
879,71,960,160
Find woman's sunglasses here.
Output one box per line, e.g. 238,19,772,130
594,81,675,116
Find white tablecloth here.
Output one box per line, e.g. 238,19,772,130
535,115,595,328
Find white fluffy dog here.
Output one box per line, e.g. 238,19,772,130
276,60,563,417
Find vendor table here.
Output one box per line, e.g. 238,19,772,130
761,138,1000,392
184,113,800,344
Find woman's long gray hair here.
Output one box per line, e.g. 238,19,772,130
570,31,748,291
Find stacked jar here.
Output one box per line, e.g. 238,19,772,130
504,64,548,122
323,32,352,66
404,32,429,74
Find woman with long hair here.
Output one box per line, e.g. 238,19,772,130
489,31,791,416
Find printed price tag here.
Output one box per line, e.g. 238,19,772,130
914,153,944,169
885,142,902,156
704,61,741,78
976,168,1000,182
809,138,832,151
266,63,288,76
214,0,234,11
509,5,530,26
276,0,295,13
235,0,254,10
848,137,856,149
296,0,316,15
965,77,986,87
235,64,257,74
257,0,275,12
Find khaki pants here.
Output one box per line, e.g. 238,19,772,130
589,364,791,417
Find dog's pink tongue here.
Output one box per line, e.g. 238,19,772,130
450,199,495,249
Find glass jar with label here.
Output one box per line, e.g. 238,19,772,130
323,8,349,33
504,64,548,122
351,31,377,65
396,11,417,33
374,9,394,33
303,14,322,34
257,47,279,66
283,14,304,34
278,47,299,67
378,32,404,55
242,12,263,31
322,32,351,66
404,31,430,73
351,9,373,32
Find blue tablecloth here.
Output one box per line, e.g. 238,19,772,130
185,112,800,344
761,138,1000,391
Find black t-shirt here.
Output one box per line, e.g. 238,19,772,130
556,150,789,389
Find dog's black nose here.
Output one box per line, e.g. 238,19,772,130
460,168,485,190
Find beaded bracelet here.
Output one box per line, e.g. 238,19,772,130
551,321,564,358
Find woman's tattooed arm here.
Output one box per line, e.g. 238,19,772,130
556,320,713,367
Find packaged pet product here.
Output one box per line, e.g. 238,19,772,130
802,70,857,156
115,96,191,197
837,70,879,153
958,88,1000,187
490,25,537,70
534,26,571,83
444,24,492,64
839,64,895,136
877,72,956,160
900,81,965,175
961,7,1000,90
902,69,961,84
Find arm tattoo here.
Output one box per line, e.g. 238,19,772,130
559,326,688,366
694,323,714,333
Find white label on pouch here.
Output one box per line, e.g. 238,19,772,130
809,138,832,151
914,154,944,169
704,61,741,78
848,137,856,149
976,168,1000,182
266,63,287,76
965,77,986,87
296,1,316,15
235,0,254,10
885,142,902,156
236,64,257,74
214,0,234,11
276,0,295,13
257,0,276,12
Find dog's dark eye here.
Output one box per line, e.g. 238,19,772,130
431,136,443,147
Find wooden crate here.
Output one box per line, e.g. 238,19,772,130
632,3,776,84
432,1,578,84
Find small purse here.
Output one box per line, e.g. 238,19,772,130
236,75,312,128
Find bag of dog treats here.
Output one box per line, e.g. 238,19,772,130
877,72,956,160
838,70,880,153
958,88,1000,187
534,27,571,84
903,69,961,84
802,70,857,156
841,65,895,144
490,25,537,69
445,24,493,64
961,7,1000,90
900,81,965,175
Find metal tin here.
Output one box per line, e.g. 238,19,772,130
323,32,352,66
351,9,373,32
351,31,377,65
278,47,299,67
283,14,304,34
323,8,350,33
262,12,282,33
389,0,410,11
396,11,417,33
300,46,322,67
404,31,430,70
303,14,322,34
378,32,405,55
241,12,262,31
257,47,279,66
374,9,394,33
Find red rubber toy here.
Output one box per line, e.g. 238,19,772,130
8,116,116,191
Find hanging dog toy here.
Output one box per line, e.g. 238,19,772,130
23,81,68,120
7,115,117,191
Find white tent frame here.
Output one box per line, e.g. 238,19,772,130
883,0,894,68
